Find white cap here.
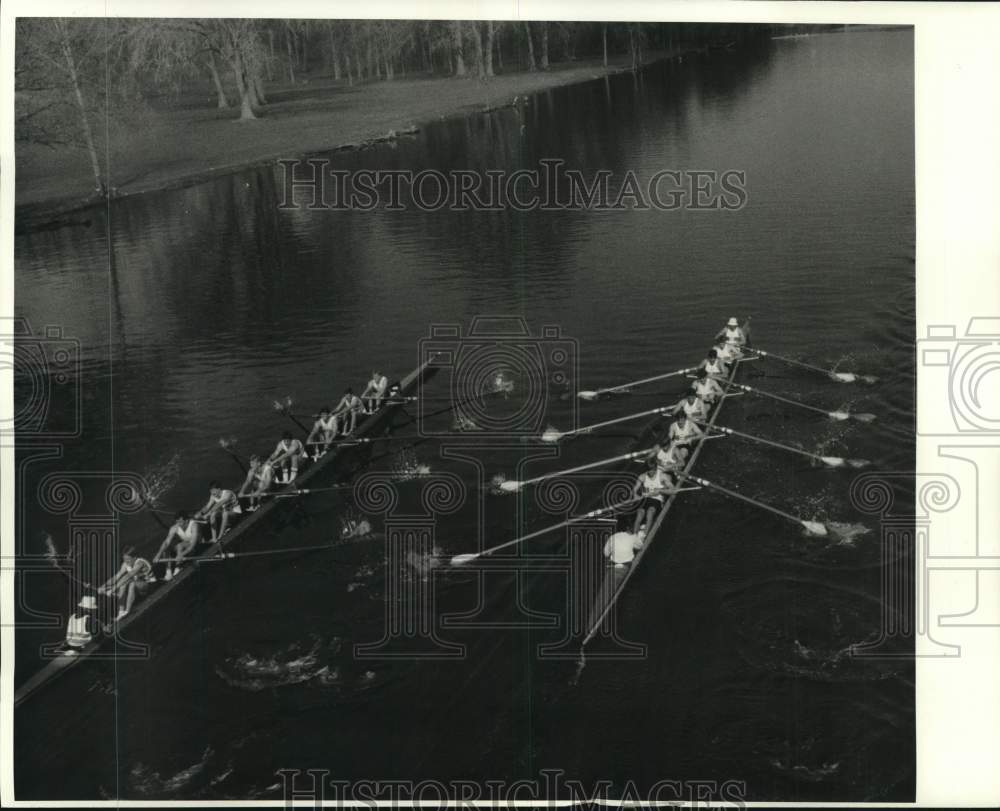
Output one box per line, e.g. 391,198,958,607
727,317,739,327
78,594,97,610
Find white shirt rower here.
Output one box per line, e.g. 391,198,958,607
334,388,365,435
196,481,241,542
693,369,724,404
238,455,274,511
361,371,388,414
673,389,709,422
632,462,676,535
654,442,688,472
668,413,705,447
268,432,307,483
699,348,729,378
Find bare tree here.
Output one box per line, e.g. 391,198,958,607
485,21,495,77
523,22,537,71
451,20,466,76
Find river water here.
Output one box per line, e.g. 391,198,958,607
14,29,914,801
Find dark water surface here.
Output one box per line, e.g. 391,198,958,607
15,29,914,801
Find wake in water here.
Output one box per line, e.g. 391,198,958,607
127,746,217,796
137,452,183,508
215,637,333,691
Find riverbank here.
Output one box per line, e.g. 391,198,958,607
15,50,688,226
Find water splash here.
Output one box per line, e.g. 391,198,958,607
129,746,214,796
389,448,430,480
214,637,338,691
140,452,182,507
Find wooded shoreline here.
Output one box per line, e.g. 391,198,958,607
15,50,691,227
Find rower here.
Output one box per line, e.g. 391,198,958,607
699,348,729,379
196,481,241,542
692,368,724,405
667,411,705,451
99,546,154,620
361,371,389,414
269,430,307,483
153,512,199,582
673,388,709,422
632,458,676,536
238,454,274,511
715,316,748,354
649,441,689,474
333,387,365,435
713,338,739,366
307,407,339,458
61,593,100,656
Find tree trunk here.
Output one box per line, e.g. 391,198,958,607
523,22,536,70
452,21,466,76
330,28,341,79
496,25,503,70
471,22,485,77
252,69,267,105
540,22,549,69
56,21,103,192
268,30,275,79
602,24,608,67
285,28,296,83
231,46,257,120
208,52,229,108
485,21,495,77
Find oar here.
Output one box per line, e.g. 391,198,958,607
272,398,311,435
193,542,346,562
706,425,871,468
239,475,432,501
748,348,877,384
734,383,876,422
217,439,249,474
499,448,653,493
451,498,641,566
686,474,829,536
577,367,697,401
541,405,670,443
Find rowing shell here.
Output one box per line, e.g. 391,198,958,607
580,351,743,650
13,358,438,709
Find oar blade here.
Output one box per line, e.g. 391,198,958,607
541,428,564,443
831,372,857,383
450,553,478,566
499,480,522,493
829,411,850,421
852,413,877,423
801,520,829,537
847,458,872,469
820,456,846,468
577,391,599,401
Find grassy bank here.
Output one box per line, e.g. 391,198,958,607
15,50,686,222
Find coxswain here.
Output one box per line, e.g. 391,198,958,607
196,481,241,542
361,371,389,414
100,546,154,619
238,454,274,511
269,431,307,483
667,411,705,451
715,316,748,353
61,593,100,655
307,407,339,458
333,387,365,435
153,512,200,582
673,388,709,422
632,458,676,535
603,525,644,569
693,368,724,405
699,347,729,379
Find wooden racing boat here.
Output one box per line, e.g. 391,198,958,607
580,351,744,650
14,358,438,709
